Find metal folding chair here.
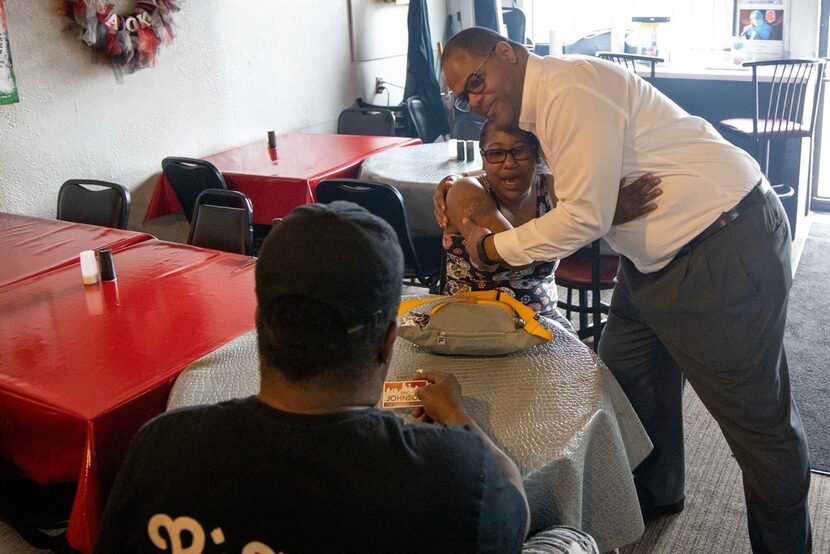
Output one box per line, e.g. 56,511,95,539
57,179,131,229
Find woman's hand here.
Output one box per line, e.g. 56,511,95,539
613,174,662,225
433,175,460,229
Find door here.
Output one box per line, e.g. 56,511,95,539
814,0,830,211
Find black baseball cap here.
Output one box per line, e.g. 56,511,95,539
255,201,403,328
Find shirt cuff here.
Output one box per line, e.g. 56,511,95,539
493,228,533,267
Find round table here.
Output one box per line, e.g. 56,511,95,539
166,321,652,553
359,142,483,239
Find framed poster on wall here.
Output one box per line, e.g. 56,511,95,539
349,0,408,62
0,0,19,105
734,1,785,61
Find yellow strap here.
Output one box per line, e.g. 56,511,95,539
397,295,444,316
397,291,552,341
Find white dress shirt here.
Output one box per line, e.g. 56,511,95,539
494,54,763,273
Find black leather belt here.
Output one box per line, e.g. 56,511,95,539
678,181,768,257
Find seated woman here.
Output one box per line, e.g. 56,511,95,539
441,121,660,331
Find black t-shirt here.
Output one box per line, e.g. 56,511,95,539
95,397,526,553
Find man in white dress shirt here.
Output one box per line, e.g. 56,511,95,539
439,26,811,553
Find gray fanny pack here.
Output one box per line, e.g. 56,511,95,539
397,291,553,356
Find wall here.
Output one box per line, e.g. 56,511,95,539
789,0,822,57
0,0,445,240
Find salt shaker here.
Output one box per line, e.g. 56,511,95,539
80,250,99,285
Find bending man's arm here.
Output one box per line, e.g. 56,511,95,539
457,172,662,268
497,84,628,265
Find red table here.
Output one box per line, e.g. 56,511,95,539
144,133,421,225
0,213,155,288
0,240,257,553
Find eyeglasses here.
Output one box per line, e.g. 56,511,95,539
453,45,497,113
481,145,534,164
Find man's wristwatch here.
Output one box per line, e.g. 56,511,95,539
475,232,498,266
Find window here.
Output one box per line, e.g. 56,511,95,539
521,0,735,58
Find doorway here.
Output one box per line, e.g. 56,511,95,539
814,0,830,211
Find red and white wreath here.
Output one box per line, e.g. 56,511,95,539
61,0,181,74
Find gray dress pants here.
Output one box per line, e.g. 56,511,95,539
598,189,812,553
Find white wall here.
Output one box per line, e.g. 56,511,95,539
789,0,822,57
0,1,445,240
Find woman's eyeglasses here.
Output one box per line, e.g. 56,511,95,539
453,45,497,113
481,145,534,164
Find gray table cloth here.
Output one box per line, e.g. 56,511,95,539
358,142,482,239
167,321,651,552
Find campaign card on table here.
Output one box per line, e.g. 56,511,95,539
381,380,428,408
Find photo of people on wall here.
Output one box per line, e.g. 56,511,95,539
737,7,784,41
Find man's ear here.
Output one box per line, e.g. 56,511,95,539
496,40,518,64
378,320,397,365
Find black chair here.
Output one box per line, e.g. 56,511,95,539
719,59,825,181
161,157,229,223
187,189,254,256
56,179,131,229
596,52,664,80
354,97,408,136
404,96,430,143
555,240,619,351
451,113,486,140
502,7,526,45
0,468,75,550
337,107,396,137
315,179,440,293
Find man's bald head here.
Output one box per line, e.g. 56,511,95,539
441,27,518,68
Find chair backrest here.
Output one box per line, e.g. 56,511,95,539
451,113,486,140
56,179,131,229
404,96,430,143
337,107,396,137
354,98,407,136
315,179,436,290
161,157,228,223
596,52,664,80
187,189,253,256
502,7,526,44
744,58,825,139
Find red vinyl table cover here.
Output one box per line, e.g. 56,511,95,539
0,240,257,552
0,213,155,288
145,133,421,225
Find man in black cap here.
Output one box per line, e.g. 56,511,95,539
95,201,534,553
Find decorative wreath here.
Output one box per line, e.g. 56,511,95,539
60,0,181,74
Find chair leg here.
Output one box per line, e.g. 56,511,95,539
805,136,814,216
565,288,573,320
591,242,602,351
591,297,602,352
578,289,588,331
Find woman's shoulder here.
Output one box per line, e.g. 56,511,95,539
446,175,495,208
450,175,488,193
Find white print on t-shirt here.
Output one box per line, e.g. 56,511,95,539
147,513,284,554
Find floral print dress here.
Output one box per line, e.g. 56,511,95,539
442,175,559,317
